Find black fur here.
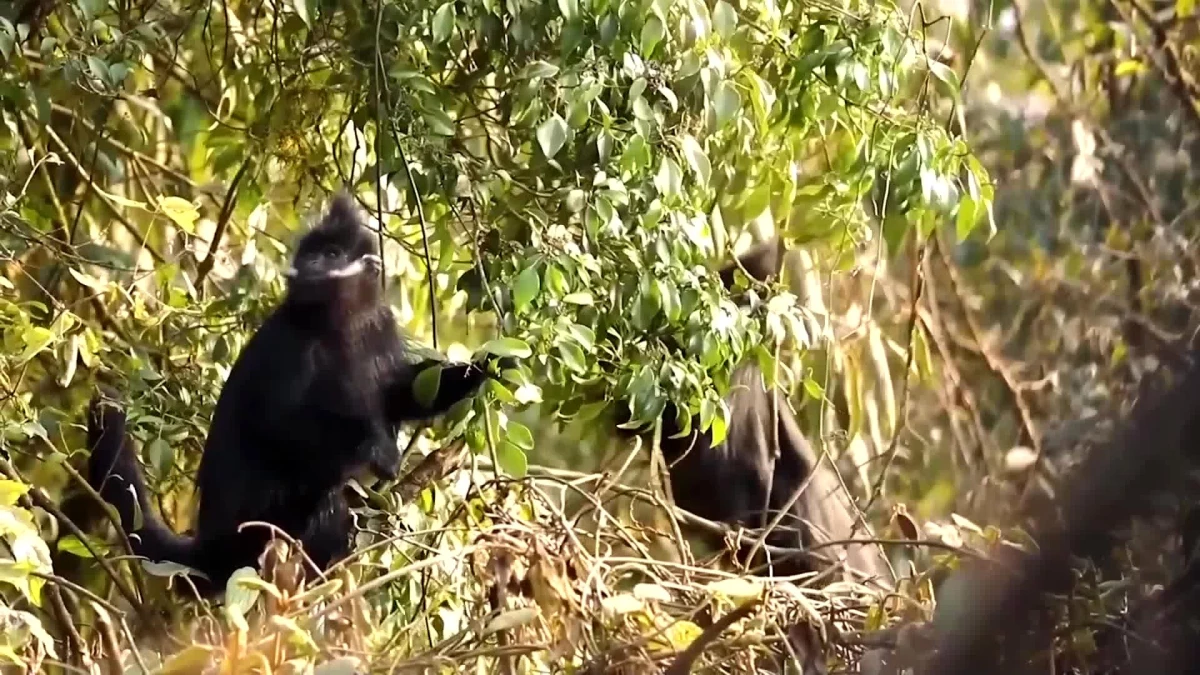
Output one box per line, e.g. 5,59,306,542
630,239,892,583
86,193,498,597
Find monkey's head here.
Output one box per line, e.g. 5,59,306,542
284,193,384,314
717,237,785,294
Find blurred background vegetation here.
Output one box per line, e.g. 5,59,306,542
0,0,1196,670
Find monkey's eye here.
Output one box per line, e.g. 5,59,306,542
322,249,340,259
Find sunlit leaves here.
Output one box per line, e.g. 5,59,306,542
0,480,29,506
536,115,569,159
0,492,53,605
926,60,960,98
711,81,741,129
157,196,200,233
424,107,456,136
520,60,560,80
496,417,530,477
482,337,534,359
557,341,587,374
680,136,711,186
640,17,665,56
0,18,15,61
432,2,455,43
0,0,995,617
712,1,737,39
512,267,542,312
17,327,53,365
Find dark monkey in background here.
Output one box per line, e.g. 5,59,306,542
87,193,503,597
630,239,893,585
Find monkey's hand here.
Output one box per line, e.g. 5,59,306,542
356,432,401,482
472,354,518,379
370,453,401,481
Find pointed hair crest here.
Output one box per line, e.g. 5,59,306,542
318,192,370,235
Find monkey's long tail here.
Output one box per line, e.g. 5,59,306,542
86,392,196,569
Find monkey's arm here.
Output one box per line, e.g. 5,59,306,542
383,358,492,424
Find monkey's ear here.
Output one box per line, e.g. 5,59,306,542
717,237,785,291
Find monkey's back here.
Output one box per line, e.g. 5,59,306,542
663,363,893,584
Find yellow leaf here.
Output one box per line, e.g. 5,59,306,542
68,268,107,292
270,615,320,654
662,619,703,651
950,513,984,535
0,480,29,507
633,583,672,602
704,577,764,600
483,607,541,635
95,187,149,210
157,196,200,233
17,327,54,365
160,644,214,675
601,593,645,616
1114,60,1146,78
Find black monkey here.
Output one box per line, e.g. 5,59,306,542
87,193,502,597
625,239,892,584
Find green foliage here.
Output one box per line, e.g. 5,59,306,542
0,0,993,667
439,0,994,435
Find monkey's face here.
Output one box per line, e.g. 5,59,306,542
284,228,383,312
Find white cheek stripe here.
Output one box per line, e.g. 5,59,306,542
283,254,382,280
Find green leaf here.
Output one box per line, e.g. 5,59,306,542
712,1,737,39
699,396,716,432
742,179,771,220
423,108,456,136
487,378,518,404
709,405,728,445
0,18,15,61
413,366,442,409
520,61,560,80
481,337,533,359
597,131,614,165
536,114,569,159
802,376,824,401
955,195,979,241
225,568,263,618
654,157,682,197
563,292,594,305
18,327,54,365
713,81,741,128
291,0,313,27
558,341,588,373
567,323,595,351
513,266,542,312
496,441,529,478
432,2,456,43
57,534,104,559
565,189,587,213
506,422,535,450
680,135,711,186
86,55,111,88
632,96,654,121
147,437,174,478
1177,0,1195,19
575,401,609,423
927,61,960,97
640,16,665,56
